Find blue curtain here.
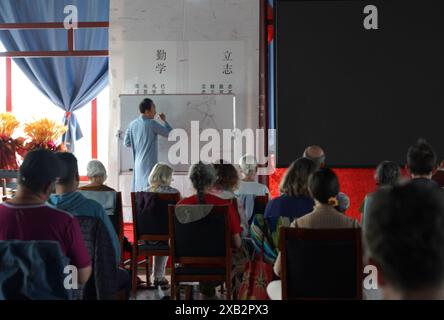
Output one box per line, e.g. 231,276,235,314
0,0,109,152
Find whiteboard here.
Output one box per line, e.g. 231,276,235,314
119,94,236,172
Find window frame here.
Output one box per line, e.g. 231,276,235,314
0,21,109,180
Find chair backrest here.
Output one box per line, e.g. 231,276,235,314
78,190,117,215
0,240,70,300
78,191,123,241
169,205,231,266
131,192,180,241
76,216,118,300
280,228,362,300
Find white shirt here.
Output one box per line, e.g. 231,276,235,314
236,181,269,196
235,181,269,233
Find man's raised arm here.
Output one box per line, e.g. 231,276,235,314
153,113,173,137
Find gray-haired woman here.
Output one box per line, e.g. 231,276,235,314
79,160,115,191
177,162,243,298
178,162,242,248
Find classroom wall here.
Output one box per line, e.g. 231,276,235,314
108,0,260,220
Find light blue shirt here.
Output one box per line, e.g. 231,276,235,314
124,115,173,192
48,192,121,264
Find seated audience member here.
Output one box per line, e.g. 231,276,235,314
48,153,121,265
264,158,316,220
303,145,350,207
432,160,444,187
79,160,115,191
237,155,269,195
273,168,359,278
364,184,444,299
177,162,243,298
0,149,92,286
407,139,439,187
146,163,180,194
303,145,326,170
80,160,132,255
49,152,129,295
142,163,179,287
178,162,242,249
362,161,401,226
210,161,248,236
236,155,269,225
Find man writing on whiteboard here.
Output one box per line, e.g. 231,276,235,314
124,98,173,191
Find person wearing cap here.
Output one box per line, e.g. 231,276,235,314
124,98,173,192
0,149,92,285
79,160,116,192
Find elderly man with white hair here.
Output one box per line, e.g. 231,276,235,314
237,155,269,195
302,145,351,213
79,160,116,192
235,155,270,227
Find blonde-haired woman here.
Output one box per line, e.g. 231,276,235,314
144,163,179,287
146,163,179,194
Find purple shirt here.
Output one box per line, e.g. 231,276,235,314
0,202,91,269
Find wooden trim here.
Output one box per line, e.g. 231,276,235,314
0,50,109,57
116,192,125,263
130,192,138,241
0,22,109,58
130,192,139,298
67,29,75,51
258,0,269,187
91,98,98,159
140,235,169,242
0,22,109,30
5,57,11,112
168,205,177,299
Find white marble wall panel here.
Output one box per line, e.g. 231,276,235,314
108,0,259,221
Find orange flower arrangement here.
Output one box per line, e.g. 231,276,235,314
0,113,25,170
23,118,67,153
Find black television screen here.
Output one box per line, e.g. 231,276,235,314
275,0,444,167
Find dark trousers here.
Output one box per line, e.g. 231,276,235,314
117,268,131,298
